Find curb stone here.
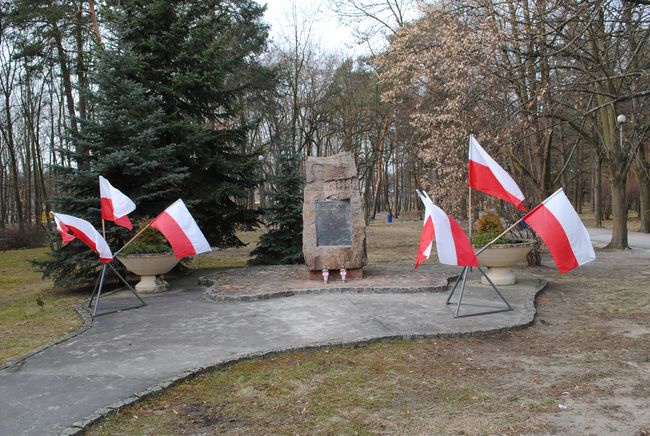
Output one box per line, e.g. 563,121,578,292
200,271,459,303
0,304,93,372
203,283,451,302
60,274,547,435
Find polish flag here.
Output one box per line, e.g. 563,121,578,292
99,176,136,230
150,199,211,259
523,188,595,273
468,135,526,211
53,212,113,263
415,190,478,268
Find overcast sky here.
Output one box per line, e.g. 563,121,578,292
257,0,367,55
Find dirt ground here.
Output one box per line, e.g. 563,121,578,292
90,240,650,435
455,248,650,435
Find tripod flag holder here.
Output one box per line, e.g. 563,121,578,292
445,265,513,318
87,262,146,319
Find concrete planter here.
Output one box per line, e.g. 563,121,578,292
476,240,536,285
117,253,180,293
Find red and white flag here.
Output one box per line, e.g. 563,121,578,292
523,188,595,274
53,212,113,263
99,176,136,230
415,190,478,268
150,199,211,259
468,135,526,211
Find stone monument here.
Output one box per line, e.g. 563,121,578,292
302,152,367,280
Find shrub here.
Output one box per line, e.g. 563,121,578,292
475,212,503,234
0,224,47,250
472,212,506,247
119,219,171,255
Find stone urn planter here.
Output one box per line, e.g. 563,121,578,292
117,253,180,293
476,240,536,285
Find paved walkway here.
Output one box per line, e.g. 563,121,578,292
587,226,650,250
0,266,545,435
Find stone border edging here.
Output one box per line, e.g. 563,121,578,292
60,275,547,435
0,304,93,372
200,276,456,303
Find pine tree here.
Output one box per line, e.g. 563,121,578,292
38,0,273,287
249,144,304,265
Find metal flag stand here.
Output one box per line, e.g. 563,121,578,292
444,208,538,318
87,262,146,319
86,213,152,319
445,265,512,318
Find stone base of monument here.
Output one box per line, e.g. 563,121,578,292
308,268,364,281
201,265,453,303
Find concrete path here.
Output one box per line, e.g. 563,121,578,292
587,227,650,250
0,268,545,435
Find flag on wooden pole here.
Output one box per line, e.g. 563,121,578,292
150,199,211,259
468,135,526,211
99,176,136,230
415,191,478,268
53,212,113,263
523,188,595,273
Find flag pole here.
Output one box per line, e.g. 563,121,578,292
101,218,106,240
468,134,474,272
468,185,472,241
114,219,154,257
467,134,473,242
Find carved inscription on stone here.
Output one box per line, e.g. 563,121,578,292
324,179,354,192
316,200,352,246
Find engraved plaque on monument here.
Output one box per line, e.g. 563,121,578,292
316,200,352,246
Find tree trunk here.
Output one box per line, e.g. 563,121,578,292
573,143,582,213
637,169,650,233
364,165,373,223
88,0,103,46
0,160,5,228
541,128,553,197
75,2,89,123
394,156,399,217
594,155,602,227
606,171,629,249
2,94,24,229
633,143,649,233
370,117,389,219
53,25,78,135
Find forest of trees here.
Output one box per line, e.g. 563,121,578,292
0,0,648,262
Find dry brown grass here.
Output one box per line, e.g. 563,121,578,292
89,222,650,435
187,229,264,270
366,220,423,264
0,248,86,365
579,208,641,230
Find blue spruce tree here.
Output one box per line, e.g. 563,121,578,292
249,143,304,265
39,0,273,287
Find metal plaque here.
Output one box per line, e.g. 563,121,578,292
316,200,352,246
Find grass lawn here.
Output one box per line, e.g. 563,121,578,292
0,248,85,365
186,229,264,270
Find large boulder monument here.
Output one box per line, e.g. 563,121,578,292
302,152,367,280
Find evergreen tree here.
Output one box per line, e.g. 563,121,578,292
249,144,304,265
38,0,273,287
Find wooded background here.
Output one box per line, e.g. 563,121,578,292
0,0,648,251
